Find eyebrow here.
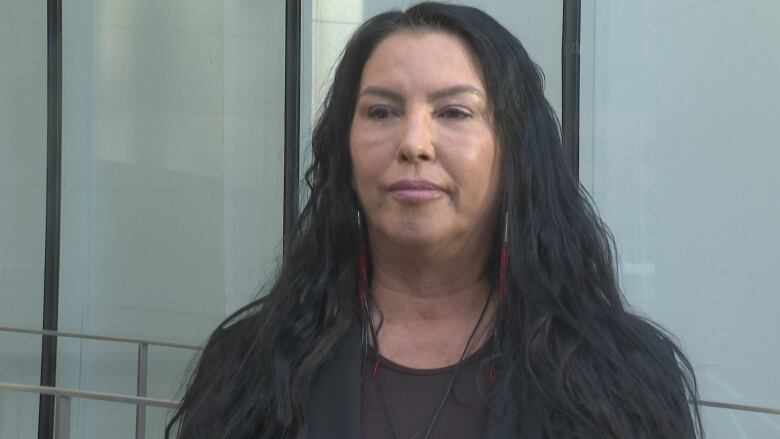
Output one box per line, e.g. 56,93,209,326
358,85,486,104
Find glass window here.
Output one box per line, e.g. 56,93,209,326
57,1,286,437
0,1,47,438
580,0,780,433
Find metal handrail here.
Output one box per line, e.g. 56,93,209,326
0,382,178,439
0,382,178,408
0,325,203,350
0,325,202,439
694,399,780,416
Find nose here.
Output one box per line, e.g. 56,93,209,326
397,110,435,163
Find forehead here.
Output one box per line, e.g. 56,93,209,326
360,30,486,93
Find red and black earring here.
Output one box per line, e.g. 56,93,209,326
357,210,369,310
498,210,510,302
357,210,369,381
357,210,381,381
490,210,510,384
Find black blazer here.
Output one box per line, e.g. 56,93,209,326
304,322,544,439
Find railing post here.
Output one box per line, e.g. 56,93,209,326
54,395,71,439
136,343,148,439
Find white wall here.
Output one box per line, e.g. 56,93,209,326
580,0,780,436
0,1,46,438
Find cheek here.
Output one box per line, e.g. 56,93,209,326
349,126,389,200
349,122,371,188
351,121,399,168
445,133,500,203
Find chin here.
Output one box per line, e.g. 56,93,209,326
381,220,452,248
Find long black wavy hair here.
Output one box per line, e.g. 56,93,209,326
166,3,704,438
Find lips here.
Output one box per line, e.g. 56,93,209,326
388,179,446,203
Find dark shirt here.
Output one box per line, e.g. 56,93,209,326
361,340,494,439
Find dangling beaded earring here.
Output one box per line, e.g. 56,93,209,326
357,210,381,381
490,209,510,384
357,210,368,310
498,210,510,302
357,210,369,382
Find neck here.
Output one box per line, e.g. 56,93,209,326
362,222,500,367
367,229,495,327
371,227,500,344
365,243,497,367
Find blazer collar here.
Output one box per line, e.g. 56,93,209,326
305,322,540,439
305,322,362,439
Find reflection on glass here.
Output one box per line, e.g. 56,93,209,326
700,406,780,438
0,1,46,438
579,0,780,434
58,1,286,438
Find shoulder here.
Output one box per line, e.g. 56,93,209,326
170,310,272,438
623,317,699,436
198,311,261,364
622,317,688,388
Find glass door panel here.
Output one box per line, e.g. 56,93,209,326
58,1,286,437
580,0,780,433
0,1,47,438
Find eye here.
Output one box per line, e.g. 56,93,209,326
367,106,399,120
437,107,473,119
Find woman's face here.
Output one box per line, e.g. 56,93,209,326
350,30,502,249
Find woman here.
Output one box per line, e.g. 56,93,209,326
167,3,704,438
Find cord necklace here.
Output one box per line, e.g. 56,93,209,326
363,290,493,439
